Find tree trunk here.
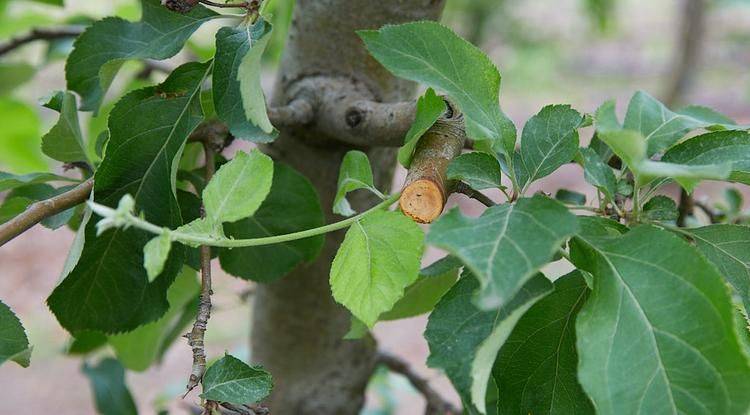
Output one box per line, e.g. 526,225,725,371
252,1,445,413
663,0,708,107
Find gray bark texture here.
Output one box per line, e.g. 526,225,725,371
252,1,445,414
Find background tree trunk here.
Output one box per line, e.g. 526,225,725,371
252,1,445,413
663,0,708,107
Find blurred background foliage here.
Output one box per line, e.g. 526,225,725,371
0,0,749,413
1,0,748,175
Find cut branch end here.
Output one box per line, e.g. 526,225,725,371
399,103,465,224
400,179,445,224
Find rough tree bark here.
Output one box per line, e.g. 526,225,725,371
251,1,445,414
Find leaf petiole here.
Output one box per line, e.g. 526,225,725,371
90,193,402,249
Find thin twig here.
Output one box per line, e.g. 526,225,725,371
454,182,495,208
376,351,461,415
0,179,93,247
199,0,255,9
0,27,84,57
184,142,217,397
676,188,694,227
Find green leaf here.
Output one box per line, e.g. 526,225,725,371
572,226,750,415
380,256,462,321
555,188,587,205
518,105,583,186
0,171,75,192
66,0,219,111
176,217,215,247
0,62,35,94
594,99,622,133
577,147,617,202
0,300,31,367
203,149,273,226
330,210,424,327
143,232,173,283
682,225,750,313
40,91,89,164
427,195,578,310
201,354,273,405
82,358,138,415
597,129,731,190
238,18,275,137
59,198,93,281
333,150,382,217
663,130,750,185
214,20,277,142
678,105,736,124
0,197,31,224
219,162,325,282
425,272,552,413
48,62,211,333
622,90,747,155
724,188,743,213
3,183,77,229
359,21,516,156
0,98,47,173
642,195,678,221
344,317,369,340
493,271,594,415
398,88,446,167
109,267,199,371
67,331,108,355
447,152,504,191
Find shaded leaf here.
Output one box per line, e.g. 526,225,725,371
427,195,578,310
425,272,552,413
493,271,594,415
662,130,750,185
0,300,31,368
220,162,325,282
109,267,199,371
447,152,504,191
555,188,586,205
643,195,678,221
201,354,273,405
577,147,617,201
66,331,107,355
333,150,381,217
82,358,137,415
237,18,275,137
380,255,462,321
330,210,424,327
359,21,516,156
48,62,210,333
597,129,730,190
3,183,78,229
398,88,446,167
41,91,89,164
203,149,273,226
622,90,746,155
0,171,75,192
683,225,750,312
214,21,276,142
518,105,583,187
572,226,750,415
66,0,218,111
0,62,35,94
